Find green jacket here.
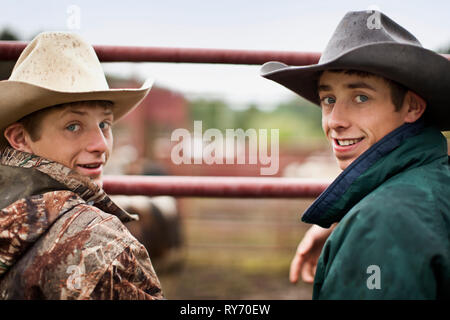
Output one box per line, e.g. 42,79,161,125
302,121,450,299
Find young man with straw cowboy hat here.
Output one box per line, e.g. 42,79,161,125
0,32,163,299
261,10,450,299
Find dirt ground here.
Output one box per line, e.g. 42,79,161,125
153,197,315,300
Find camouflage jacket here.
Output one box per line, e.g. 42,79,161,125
0,147,164,300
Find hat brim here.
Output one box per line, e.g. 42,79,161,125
0,78,153,127
261,42,450,131
0,78,153,147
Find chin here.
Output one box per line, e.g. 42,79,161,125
337,158,355,171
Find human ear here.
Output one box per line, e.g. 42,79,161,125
403,91,427,123
3,123,34,153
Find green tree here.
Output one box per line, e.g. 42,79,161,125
187,96,326,148
0,28,20,80
188,98,234,131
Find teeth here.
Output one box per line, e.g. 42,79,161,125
81,164,100,168
337,139,361,146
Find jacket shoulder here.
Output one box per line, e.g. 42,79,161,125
0,192,144,299
356,164,450,232
38,202,140,298
316,171,450,299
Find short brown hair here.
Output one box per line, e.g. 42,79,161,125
318,69,408,111
18,100,113,142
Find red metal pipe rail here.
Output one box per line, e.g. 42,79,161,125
95,45,322,65
0,40,320,65
102,175,331,198
1,41,449,65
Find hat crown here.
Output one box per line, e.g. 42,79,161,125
320,10,422,63
9,32,109,92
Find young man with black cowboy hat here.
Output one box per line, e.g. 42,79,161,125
261,10,450,299
0,32,163,299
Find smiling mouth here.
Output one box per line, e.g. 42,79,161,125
335,138,364,146
77,163,102,169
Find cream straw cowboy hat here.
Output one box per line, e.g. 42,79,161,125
261,10,450,131
0,31,153,146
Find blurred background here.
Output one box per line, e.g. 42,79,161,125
1,0,449,299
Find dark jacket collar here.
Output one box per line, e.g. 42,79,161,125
0,147,137,222
302,120,448,227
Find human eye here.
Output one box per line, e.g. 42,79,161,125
66,123,80,132
99,121,111,130
320,96,336,106
355,95,369,103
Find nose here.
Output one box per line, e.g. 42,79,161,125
326,101,351,131
85,127,109,154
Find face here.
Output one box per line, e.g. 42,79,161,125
318,71,409,170
24,103,113,187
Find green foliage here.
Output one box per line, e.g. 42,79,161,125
188,98,235,131
0,28,19,41
0,28,20,80
188,97,324,146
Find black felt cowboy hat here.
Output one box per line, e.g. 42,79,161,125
260,10,450,131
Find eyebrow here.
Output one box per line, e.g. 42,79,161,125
318,81,376,92
60,109,113,118
346,81,376,91
318,84,332,92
